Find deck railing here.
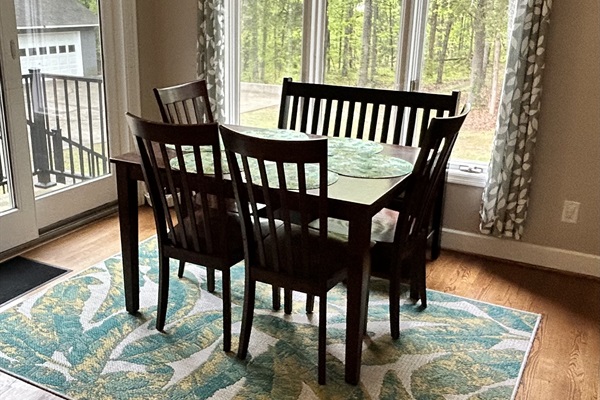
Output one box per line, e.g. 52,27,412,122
1,69,107,194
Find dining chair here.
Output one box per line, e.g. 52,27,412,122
153,79,215,124
277,77,461,261
220,125,351,385
153,79,218,292
313,105,470,339
125,113,240,351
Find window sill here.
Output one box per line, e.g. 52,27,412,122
447,162,488,188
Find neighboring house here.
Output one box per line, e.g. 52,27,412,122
15,0,99,77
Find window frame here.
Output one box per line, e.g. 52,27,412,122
226,0,492,186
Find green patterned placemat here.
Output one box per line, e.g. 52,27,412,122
165,144,213,153
249,163,338,190
169,151,229,175
327,136,383,155
328,152,413,178
241,128,309,140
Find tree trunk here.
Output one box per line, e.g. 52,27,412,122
469,0,487,105
489,36,501,114
436,15,454,84
260,6,268,82
342,2,354,78
358,0,373,86
428,0,439,60
250,1,259,80
370,4,378,84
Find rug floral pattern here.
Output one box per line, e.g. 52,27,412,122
0,238,540,400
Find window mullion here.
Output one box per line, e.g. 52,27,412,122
397,0,429,91
302,0,326,83
224,0,240,124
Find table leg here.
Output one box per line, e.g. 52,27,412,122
116,164,140,313
344,216,372,385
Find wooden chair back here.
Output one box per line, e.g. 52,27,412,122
278,77,460,147
220,125,330,289
395,105,471,247
125,114,233,264
154,79,215,124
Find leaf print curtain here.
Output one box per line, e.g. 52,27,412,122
197,0,226,122
480,0,552,240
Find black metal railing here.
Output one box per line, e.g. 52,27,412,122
22,68,108,189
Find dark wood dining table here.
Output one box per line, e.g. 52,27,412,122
109,125,419,385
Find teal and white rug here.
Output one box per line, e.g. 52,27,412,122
0,237,540,399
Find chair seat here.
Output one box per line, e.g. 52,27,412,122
169,209,245,261
308,208,399,244
308,209,409,279
261,224,351,282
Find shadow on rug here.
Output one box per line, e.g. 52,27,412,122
0,237,540,400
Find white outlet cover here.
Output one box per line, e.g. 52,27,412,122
561,201,580,223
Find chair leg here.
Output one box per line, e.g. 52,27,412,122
363,287,370,336
207,268,216,293
306,294,315,314
389,274,400,340
318,293,327,385
222,269,232,352
237,279,256,360
178,260,185,278
272,286,281,311
284,289,293,315
416,238,428,308
409,261,419,302
156,254,170,331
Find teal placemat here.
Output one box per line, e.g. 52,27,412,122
328,152,413,178
169,151,229,175
249,163,338,190
241,128,309,140
327,136,383,155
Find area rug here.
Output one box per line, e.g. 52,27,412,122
0,256,69,305
0,237,540,400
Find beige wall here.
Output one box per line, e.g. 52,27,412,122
134,0,600,259
444,0,600,257
136,0,198,120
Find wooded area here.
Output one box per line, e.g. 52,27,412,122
241,0,510,110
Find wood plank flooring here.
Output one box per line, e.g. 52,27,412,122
1,206,598,399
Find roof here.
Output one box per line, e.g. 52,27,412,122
15,0,98,29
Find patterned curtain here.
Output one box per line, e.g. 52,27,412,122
480,0,552,240
197,0,226,122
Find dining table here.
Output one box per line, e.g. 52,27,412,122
109,125,419,385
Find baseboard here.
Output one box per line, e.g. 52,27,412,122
441,228,600,278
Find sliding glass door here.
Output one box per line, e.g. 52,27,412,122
0,0,134,253
0,1,37,251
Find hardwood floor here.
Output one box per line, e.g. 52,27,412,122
1,206,598,399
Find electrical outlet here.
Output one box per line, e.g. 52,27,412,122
561,200,580,223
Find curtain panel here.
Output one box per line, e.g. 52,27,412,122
480,0,552,240
197,0,226,122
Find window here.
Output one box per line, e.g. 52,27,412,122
239,0,303,128
230,0,511,181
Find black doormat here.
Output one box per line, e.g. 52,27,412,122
0,257,69,306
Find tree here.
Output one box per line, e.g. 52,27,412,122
76,0,98,14
469,0,488,105
357,0,373,86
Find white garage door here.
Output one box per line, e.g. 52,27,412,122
18,31,83,76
